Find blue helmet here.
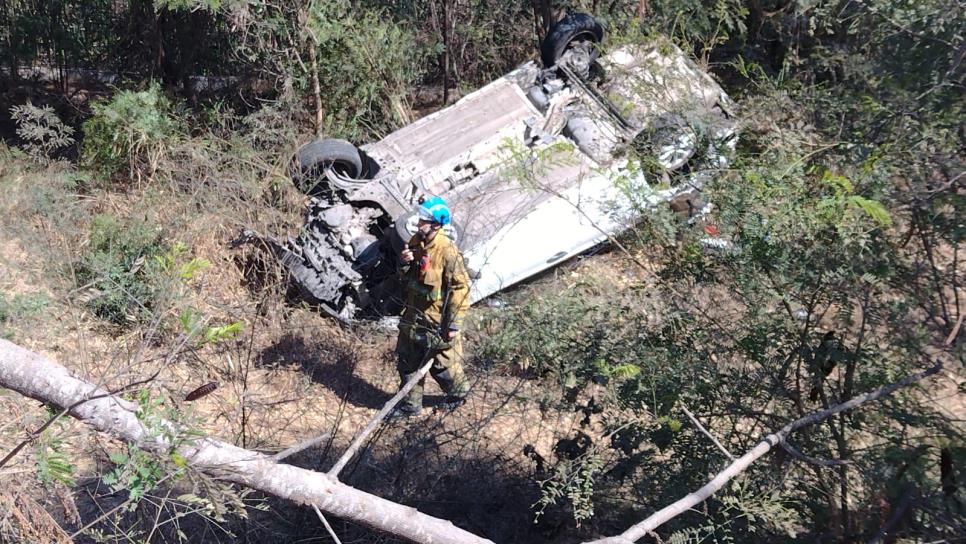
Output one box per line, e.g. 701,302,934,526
417,195,451,226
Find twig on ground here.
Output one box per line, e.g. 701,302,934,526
682,405,735,461
272,433,331,462
328,356,434,477
313,505,344,544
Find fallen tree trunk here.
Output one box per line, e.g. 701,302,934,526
0,339,494,544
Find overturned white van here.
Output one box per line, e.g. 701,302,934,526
236,13,737,319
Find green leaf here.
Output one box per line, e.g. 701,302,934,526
170,452,187,467
821,172,853,195
847,196,892,226
203,321,243,344
610,364,641,379
109,452,129,465
179,257,210,280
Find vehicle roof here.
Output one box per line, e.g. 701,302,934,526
357,39,734,303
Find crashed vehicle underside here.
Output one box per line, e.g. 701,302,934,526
235,13,737,320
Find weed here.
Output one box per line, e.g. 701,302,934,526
178,307,243,346
0,292,51,339
71,211,222,332
33,408,76,487
475,276,659,401
533,452,605,525
9,102,75,162
0,292,48,322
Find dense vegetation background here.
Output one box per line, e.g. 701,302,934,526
0,1,962,543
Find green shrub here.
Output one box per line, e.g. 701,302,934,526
73,216,212,328
80,83,185,179
475,277,691,409
74,214,166,325
0,292,50,322
309,8,428,139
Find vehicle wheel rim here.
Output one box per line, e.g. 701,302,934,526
655,129,697,171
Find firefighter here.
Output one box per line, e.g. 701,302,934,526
391,195,471,418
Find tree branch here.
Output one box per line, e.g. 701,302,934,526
328,356,434,477
582,362,942,544
780,440,852,467
0,369,156,469
314,505,344,544
272,433,331,462
681,405,735,461
944,312,963,346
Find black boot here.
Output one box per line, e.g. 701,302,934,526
388,404,421,420
437,395,466,411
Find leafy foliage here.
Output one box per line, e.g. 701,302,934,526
9,102,75,160
72,215,208,328
224,0,429,140
0,292,49,324
475,2,963,539
73,214,166,325
102,389,200,508
1,0,961,542
534,451,605,525
80,83,185,178
33,408,76,488
178,307,243,346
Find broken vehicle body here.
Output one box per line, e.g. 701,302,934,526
238,14,737,319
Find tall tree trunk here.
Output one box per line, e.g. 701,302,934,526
307,41,324,135
636,0,649,19
296,4,325,136
153,6,164,80
529,0,543,47
441,0,451,105
0,2,13,82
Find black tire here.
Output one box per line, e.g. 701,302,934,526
541,13,604,68
294,138,363,194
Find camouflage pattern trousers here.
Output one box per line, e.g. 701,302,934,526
395,324,468,412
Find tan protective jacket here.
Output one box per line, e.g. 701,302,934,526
401,232,470,331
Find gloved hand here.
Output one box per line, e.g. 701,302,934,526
400,243,414,264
